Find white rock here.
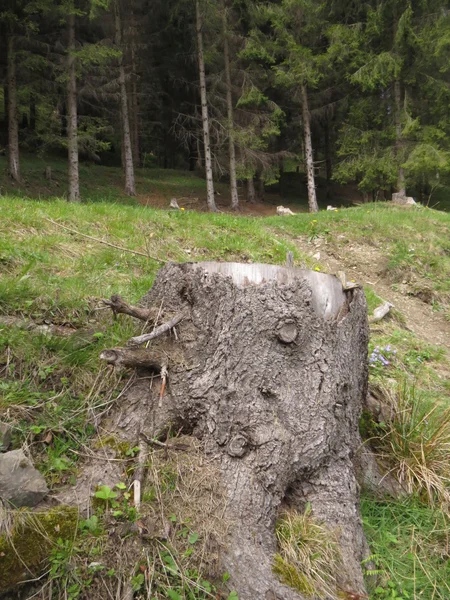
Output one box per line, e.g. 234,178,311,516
276,206,295,216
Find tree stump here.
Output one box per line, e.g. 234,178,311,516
101,262,370,599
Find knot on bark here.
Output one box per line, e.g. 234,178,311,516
276,320,298,344
227,434,248,458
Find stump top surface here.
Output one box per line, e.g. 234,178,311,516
188,261,346,319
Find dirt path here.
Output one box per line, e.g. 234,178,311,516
296,237,450,353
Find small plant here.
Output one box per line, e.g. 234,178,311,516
369,345,397,371
273,504,341,599
369,382,450,511
94,485,118,511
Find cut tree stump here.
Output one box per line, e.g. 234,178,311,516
97,262,369,599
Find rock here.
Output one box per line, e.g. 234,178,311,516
354,445,406,499
369,301,394,323
0,449,48,507
169,198,180,209
276,205,295,216
0,423,12,452
392,192,416,206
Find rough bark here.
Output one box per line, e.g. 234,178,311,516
115,1,136,197
324,121,332,200
394,79,406,196
255,168,265,202
196,0,217,212
247,176,256,203
7,35,20,183
301,84,319,213
29,93,36,131
67,13,80,202
99,348,163,371
130,11,141,168
96,262,370,599
223,3,239,211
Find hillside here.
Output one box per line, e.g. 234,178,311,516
1,175,450,599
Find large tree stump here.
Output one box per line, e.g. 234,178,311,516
102,262,370,599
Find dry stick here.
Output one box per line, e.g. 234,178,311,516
44,217,164,263
158,363,168,408
133,425,147,511
128,313,185,346
102,294,157,322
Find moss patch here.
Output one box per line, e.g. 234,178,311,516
0,505,78,594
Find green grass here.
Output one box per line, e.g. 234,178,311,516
362,496,450,599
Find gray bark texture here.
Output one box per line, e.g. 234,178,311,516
7,35,20,183
301,85,319,213
247,176,256,203
97,262,370,599
394,79,406,196
67,13,80,202
196,0,217,212
115,1,136,197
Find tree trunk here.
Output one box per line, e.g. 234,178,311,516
130,13,141,169
82,262,370,600
115,1,136,197
223,3,239,211
29,93,36,131
67,13,80,202
394,79,406,196
196,0,217,212
301,84,319,213
324,121,332,200
247,176,256,203
255,169,265,202
7,35,20,183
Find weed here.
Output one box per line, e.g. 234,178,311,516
273,504,341,599
366,382,450,510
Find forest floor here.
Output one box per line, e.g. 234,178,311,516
1,158,450,599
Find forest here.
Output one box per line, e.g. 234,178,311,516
1,2,450,600
1,0,450,210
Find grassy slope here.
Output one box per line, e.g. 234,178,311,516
1,169,450,599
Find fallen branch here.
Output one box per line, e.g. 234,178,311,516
102,294,157,322
128,313,185,346
44,218,164,263
99,348,163,370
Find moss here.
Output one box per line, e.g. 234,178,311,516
94,434,132,457
273,554,315,596
0,505,78,593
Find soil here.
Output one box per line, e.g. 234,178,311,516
294,236,450,354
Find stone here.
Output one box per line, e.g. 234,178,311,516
392,192,417,206
0,423,12,452
276,205,295,216
0,449,48,507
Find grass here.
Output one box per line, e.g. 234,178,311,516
364,382,450,511
273,505,341,599
362,496,450,600
1,164,450,600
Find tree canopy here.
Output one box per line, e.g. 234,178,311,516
1,0,449,209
